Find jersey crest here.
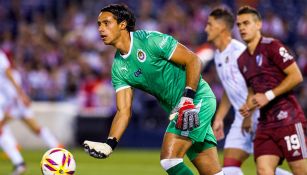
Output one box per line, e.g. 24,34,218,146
134,68,142,77
256,54,263,66
137,49,146,62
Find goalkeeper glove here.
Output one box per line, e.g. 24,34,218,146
175,88,200,131
83,137,118,159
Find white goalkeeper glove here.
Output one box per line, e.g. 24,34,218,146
83,137,118,159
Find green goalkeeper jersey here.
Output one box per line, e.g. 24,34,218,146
111,30,214,112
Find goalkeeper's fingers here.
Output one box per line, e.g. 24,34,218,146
183,110,199,131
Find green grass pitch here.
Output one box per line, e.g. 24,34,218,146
0,148,290,175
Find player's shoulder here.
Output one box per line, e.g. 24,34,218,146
260,36,276,44
260,36,282,46
134,30,176,51
230,39,245,48
0,50,7,59
230,39,246,51
133,30,167,40
0,50,10,65
260,37,287,55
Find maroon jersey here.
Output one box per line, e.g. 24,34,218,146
238,37,306,129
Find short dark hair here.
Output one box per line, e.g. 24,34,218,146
101,4,136,32
209,8,235,30
237,6,261,20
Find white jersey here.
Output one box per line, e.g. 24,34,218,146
0,51,32,119
0,51,10,83
0,51,19,100
214,39,259,126
0,51,14,99
0,51,10,113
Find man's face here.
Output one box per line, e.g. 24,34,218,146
236,14,261,43
97,12,121,45
205,16,225,42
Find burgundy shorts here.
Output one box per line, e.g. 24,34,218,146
254,122,307,162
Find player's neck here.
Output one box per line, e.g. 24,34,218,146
247,33,261,55
115,31,131,55
215,35,232,52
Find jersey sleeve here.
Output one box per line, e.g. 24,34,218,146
269,40,295,70
147,32,178,60
111,64,130,92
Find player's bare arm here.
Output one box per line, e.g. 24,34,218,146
109,87,134,140
252,62,303,108
83,87,133,159
170,43,202,90
239,87,255,117
169,43,202,131
240,87,254,133
274,62,303,95
213,90,231,140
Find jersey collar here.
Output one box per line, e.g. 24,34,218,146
120,32,133,59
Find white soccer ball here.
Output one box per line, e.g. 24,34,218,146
41,148,76,175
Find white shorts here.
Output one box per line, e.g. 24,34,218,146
224,123,254,154
223,112,258,154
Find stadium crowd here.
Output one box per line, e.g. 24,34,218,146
0,0,306,117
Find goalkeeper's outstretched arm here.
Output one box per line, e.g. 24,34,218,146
83,87,133,159
109,87,134,140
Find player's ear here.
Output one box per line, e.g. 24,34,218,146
119,20,127,30
256,20,262,30
221,22,229,33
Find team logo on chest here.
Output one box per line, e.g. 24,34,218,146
134,68,142,77
137,49,146,62
256,54,263,66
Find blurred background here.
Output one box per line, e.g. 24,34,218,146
0,0,306,149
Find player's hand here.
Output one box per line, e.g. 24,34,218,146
83,140,113,159
241,116,252,136
176,97,200,131
239,103,252,118
213,118,225,140
252,93,269,108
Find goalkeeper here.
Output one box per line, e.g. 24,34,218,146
83,4,223,175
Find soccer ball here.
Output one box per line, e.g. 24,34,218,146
41,148,76,175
